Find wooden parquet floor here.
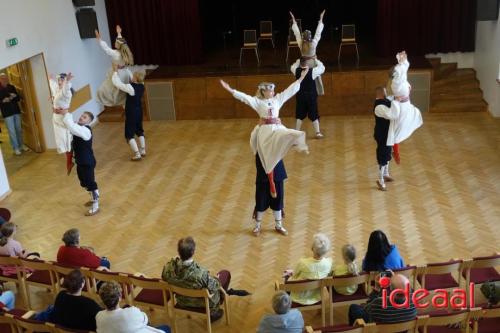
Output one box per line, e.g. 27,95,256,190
3,112,500,332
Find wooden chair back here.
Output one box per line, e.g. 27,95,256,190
364,316,428,333
418,260,463,288
341,24,356,42
243,30,257,47
14,316,54,332
127,275,170,315
421,308,481,333
259,21,273,37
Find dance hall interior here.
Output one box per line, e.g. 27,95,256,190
0,0,499,332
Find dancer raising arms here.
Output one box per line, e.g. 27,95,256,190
49,72,75,175
290,10,326,95
220,68,309,199
386,51,423,164
95,25,134,107
111,65,147,161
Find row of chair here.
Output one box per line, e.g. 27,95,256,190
275,254,500,326
240,20,359,64
0,256,229,333
305,306,500,333
0,310,88,333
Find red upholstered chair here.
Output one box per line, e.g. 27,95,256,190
19,258,57,309
305,324,365,333
14,316,54,332
275,279,327,326
418,308,481,333
0,312,16,333
0,255,24,306
324,273,371,325
128,275,171,317
51,324,95,333
86,269,131,304
362,316,428,333
477,305,500,333
417,260,464,291
462,254,500,300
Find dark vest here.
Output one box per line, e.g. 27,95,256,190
0,84,21,118
373,98,392,144
255,154,287,183
295,67,317,98
72,125,96,166
125,83,145,115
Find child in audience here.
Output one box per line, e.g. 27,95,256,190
49,72,75,175
0,222,26,258
333,244,360,295
111,66,147,161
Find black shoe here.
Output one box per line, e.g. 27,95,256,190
227,288,251,296
210,308,224,322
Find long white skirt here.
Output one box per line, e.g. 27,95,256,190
387,101,423,145
250,124,308,174
52,113,72,153
96,68,130,107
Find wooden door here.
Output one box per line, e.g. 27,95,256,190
7,61,42,152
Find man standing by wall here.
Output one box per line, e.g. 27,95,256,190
0,73,27,155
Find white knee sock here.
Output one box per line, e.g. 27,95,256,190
379,165,386,185
312,119,321,133
295,119,303,131
138,136,146,151
273,210,282,222
384,162,390,176
128,139,139,154
255,211,264,222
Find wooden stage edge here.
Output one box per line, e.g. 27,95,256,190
144,56,433,121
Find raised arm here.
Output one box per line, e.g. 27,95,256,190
312,10,326,46
290,12,303,49
112,71,135,96
62,112,91,140
290,59,300,75
393,52,410,86
220,79,259,110
276,67,309,107
61,78,73,99
48,77,58,97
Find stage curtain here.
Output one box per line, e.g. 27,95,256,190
376,0,476,57
105,0,203,65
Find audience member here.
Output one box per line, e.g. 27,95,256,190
0,222,27,257
0,286,15,311
362,230,404,272
162,236,232,322
333,244,360,295
348,273,416,325
57,228,110,269
96,281,170,333
35,269,102,331
257,291,304,333
283,233,332,305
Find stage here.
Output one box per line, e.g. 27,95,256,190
144,45,433,120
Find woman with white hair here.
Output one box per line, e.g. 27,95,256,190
95,25,134,107
283,233,333,305
257,291,304,333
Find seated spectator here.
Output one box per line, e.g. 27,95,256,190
333,244,360,295
96,281,170,333
283,233,333,305
0,286,15,311
0,222,27,257
161,237,232,322
362,230,404,272
348,273,416,325
257,291,304,333
35,269,102,330
57,228,110,269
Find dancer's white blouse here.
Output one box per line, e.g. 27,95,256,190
231,81,308,173
49,78,73,153
96,40,132,107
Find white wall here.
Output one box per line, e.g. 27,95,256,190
474,9,500,117
0,0,112,198
425,52,475,68
0,147,9,198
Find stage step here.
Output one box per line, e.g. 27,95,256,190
98,106,125,122
430,62,487,113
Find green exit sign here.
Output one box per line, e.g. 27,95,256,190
6,38,18,47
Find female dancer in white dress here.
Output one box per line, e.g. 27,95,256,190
95,25,134,106
386,51,423,164
49,72,74,175
220,68,309,198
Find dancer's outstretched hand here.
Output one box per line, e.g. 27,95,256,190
67,72,74,81
220,79,232,92
94,30,101,40
289,11,296,22
320,10,326,21
116,25,122,35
